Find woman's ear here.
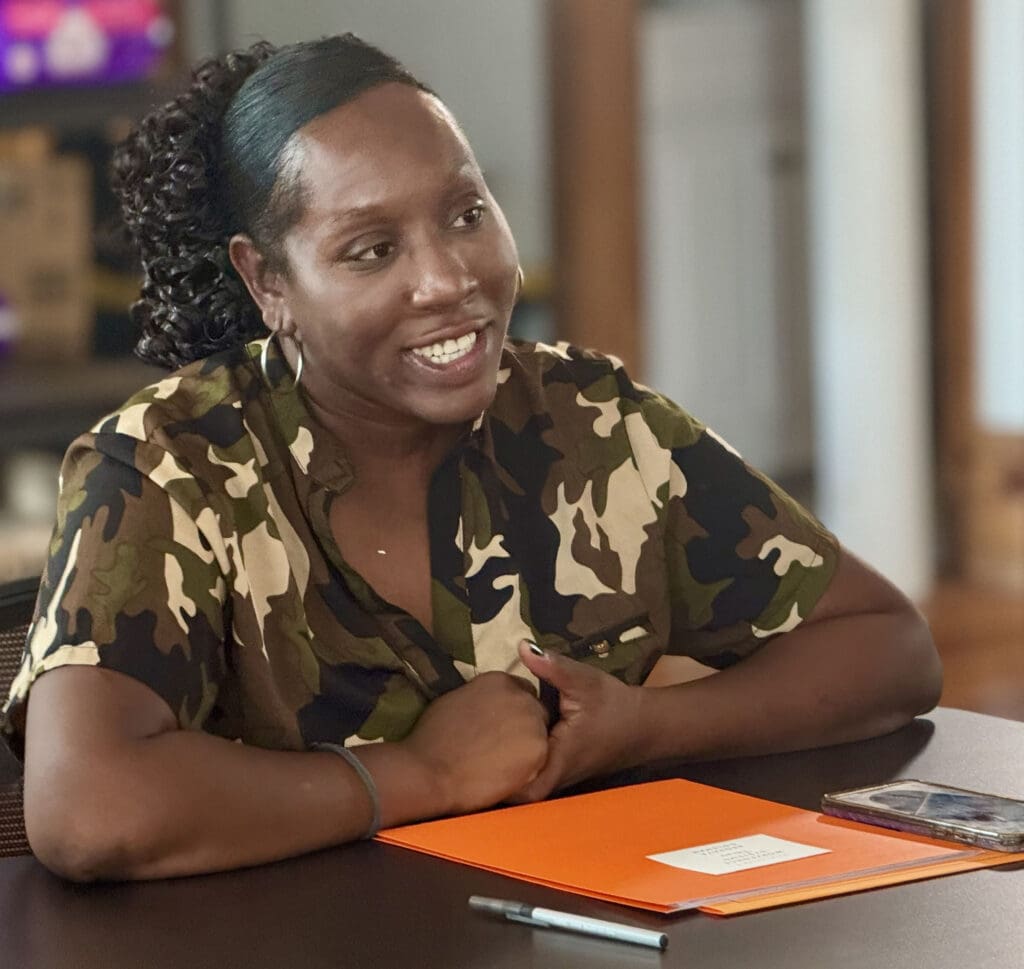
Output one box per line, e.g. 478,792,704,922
228,233,288,326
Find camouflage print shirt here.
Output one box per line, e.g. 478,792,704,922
3,338,838,754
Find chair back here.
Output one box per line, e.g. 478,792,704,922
0,576,38,857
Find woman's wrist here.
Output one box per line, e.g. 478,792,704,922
311,743,382,837
355,740,454,827
622,682,676,771
631,679,716,765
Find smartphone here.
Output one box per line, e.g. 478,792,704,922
821,779,1024,852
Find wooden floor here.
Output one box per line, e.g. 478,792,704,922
922,581,1024,723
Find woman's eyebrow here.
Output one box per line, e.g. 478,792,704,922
324,204,390,229
450,159,485,187
313,205,394,251
317,166,484,238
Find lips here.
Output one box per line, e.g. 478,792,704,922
404,321,491,377
411,330,478,364
405,317,491,369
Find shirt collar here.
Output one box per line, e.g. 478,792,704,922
249,337,355,495
248,336,511,493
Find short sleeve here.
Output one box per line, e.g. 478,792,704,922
637,390,839,668
1,430,229,752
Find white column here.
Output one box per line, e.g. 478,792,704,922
974,0,1024,432
803,0,934,599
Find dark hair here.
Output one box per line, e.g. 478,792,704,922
111,35,431,369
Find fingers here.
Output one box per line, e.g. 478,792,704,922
514,769,553,803
506,673,540,698
471,668,540,704
508,755,562,803
466,673,551,749
517,640,592,695
510,641,613,802
510,721,575,802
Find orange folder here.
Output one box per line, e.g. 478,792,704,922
375,779,1024,915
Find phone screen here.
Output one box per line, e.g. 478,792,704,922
830,781,1024,837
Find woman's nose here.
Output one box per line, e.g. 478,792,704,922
409,242,478,309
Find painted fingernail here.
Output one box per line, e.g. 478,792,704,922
525,640,545,657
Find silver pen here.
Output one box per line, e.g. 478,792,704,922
468,895,669,951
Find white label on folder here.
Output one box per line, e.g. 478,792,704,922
647,834,830,875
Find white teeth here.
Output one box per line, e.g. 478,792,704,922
411,330,478,364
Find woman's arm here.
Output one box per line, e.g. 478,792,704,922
635,546,941,759
514,547,942,800
24,666,549,882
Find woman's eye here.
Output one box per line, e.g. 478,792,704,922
350,241,394,263
452,205,485,228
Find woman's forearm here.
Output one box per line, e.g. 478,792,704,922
24,665,550,882
28,729,446,882
634,603,942,765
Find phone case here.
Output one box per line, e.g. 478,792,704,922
821,779,1024,852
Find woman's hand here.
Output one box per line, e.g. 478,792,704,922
510,641,647,802
400,671,550,815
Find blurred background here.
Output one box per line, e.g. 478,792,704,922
0,1,1020,717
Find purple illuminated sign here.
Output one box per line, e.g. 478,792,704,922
0,0,174,94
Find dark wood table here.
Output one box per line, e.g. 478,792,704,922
1,707,1021,968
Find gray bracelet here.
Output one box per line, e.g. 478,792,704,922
312,742,382,839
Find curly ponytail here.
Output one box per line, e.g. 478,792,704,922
111,43,277,369
111,36,430,370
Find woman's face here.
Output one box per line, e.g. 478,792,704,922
274,83,520,429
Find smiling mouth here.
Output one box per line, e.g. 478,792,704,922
410,329,478,365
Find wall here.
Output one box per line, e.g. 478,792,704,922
640,0,812,480
804,0,934,598
965,0,1024,587
973,0,1024,433
183,0,551,274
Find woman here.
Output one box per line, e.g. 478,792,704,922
2,35,941,882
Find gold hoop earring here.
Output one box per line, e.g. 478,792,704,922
260,330,304,390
